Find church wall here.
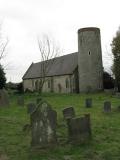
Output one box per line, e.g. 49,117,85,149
23,74,77,93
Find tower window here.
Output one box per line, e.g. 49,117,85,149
88,51,91,55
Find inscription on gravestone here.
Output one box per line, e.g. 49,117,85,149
31,101,57,148
104,101,111,113
63,107,75,120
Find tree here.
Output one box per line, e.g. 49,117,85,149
103,71,114,89
0,23,8,89
37,35,60,93
111,27,120,91
0,64,6,89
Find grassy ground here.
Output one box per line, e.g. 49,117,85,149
0,92,120,160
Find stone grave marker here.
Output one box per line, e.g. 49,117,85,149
115,92,120,99
0,89,9,107
104,101,111,113
66,114,91,144
27,103,36,114
85,98,92,108
31,100,57,148
17,96,24,106
63,107,75,120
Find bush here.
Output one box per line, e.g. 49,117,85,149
103,71,114,89
16,82,24,93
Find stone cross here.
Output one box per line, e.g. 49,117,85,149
27,103,36,114
63,107,75,120
67,114,91,144
17,96,24,106
85,98,92,108
104,101,111,113
0,89,9,107
30,101,57,148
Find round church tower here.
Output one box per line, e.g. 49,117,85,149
78,27,103,92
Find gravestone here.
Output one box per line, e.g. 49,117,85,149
17,96,24,106
104,101,111,113
67,114,91,144
31,100,57,148
63,107,75,120
27,103,36,114
115,92,120,99
36,97,42,105
0,89,9,107
85,98,92,108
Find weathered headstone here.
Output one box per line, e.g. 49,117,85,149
0,89,9,107
63,107,75,120
115,92,120,99
17,96,24,106
67,114,91,144
36,97,42,105
27,103,36,114
85,98,92,108
31,101,57,148
104,101,111,113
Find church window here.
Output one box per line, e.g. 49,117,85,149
66,78,69,88
88,51,91,55
48,80,51,88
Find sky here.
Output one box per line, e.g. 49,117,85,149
0,0,120,83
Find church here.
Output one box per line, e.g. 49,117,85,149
22,27,103,93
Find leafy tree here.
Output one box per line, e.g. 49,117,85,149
0,64,6,89
111,27,120,91
103,71,114,89
17,82,23,93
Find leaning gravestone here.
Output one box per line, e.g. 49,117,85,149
85,98,92,108
67,114,91,144
0,89,9,107
17,96,24,106
63,107,75,120
104,101,111,113
31,100,57,148
27,103,36,114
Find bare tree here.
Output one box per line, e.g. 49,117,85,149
37,35,61,93
0,24,8,63
0,23,8,89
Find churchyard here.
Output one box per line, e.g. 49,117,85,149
0,92,120,160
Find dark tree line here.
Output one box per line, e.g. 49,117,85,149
111,27,120,92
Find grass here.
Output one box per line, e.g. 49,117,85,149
0,92,120,160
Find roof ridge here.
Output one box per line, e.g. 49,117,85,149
34,52,78,65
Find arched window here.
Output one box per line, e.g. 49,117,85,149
35,80,39,91
66,78,69,88
48,81,50,88
88,51,91,55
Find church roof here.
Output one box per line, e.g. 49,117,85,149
23,52,78,79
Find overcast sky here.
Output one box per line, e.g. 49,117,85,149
0,0,119,82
